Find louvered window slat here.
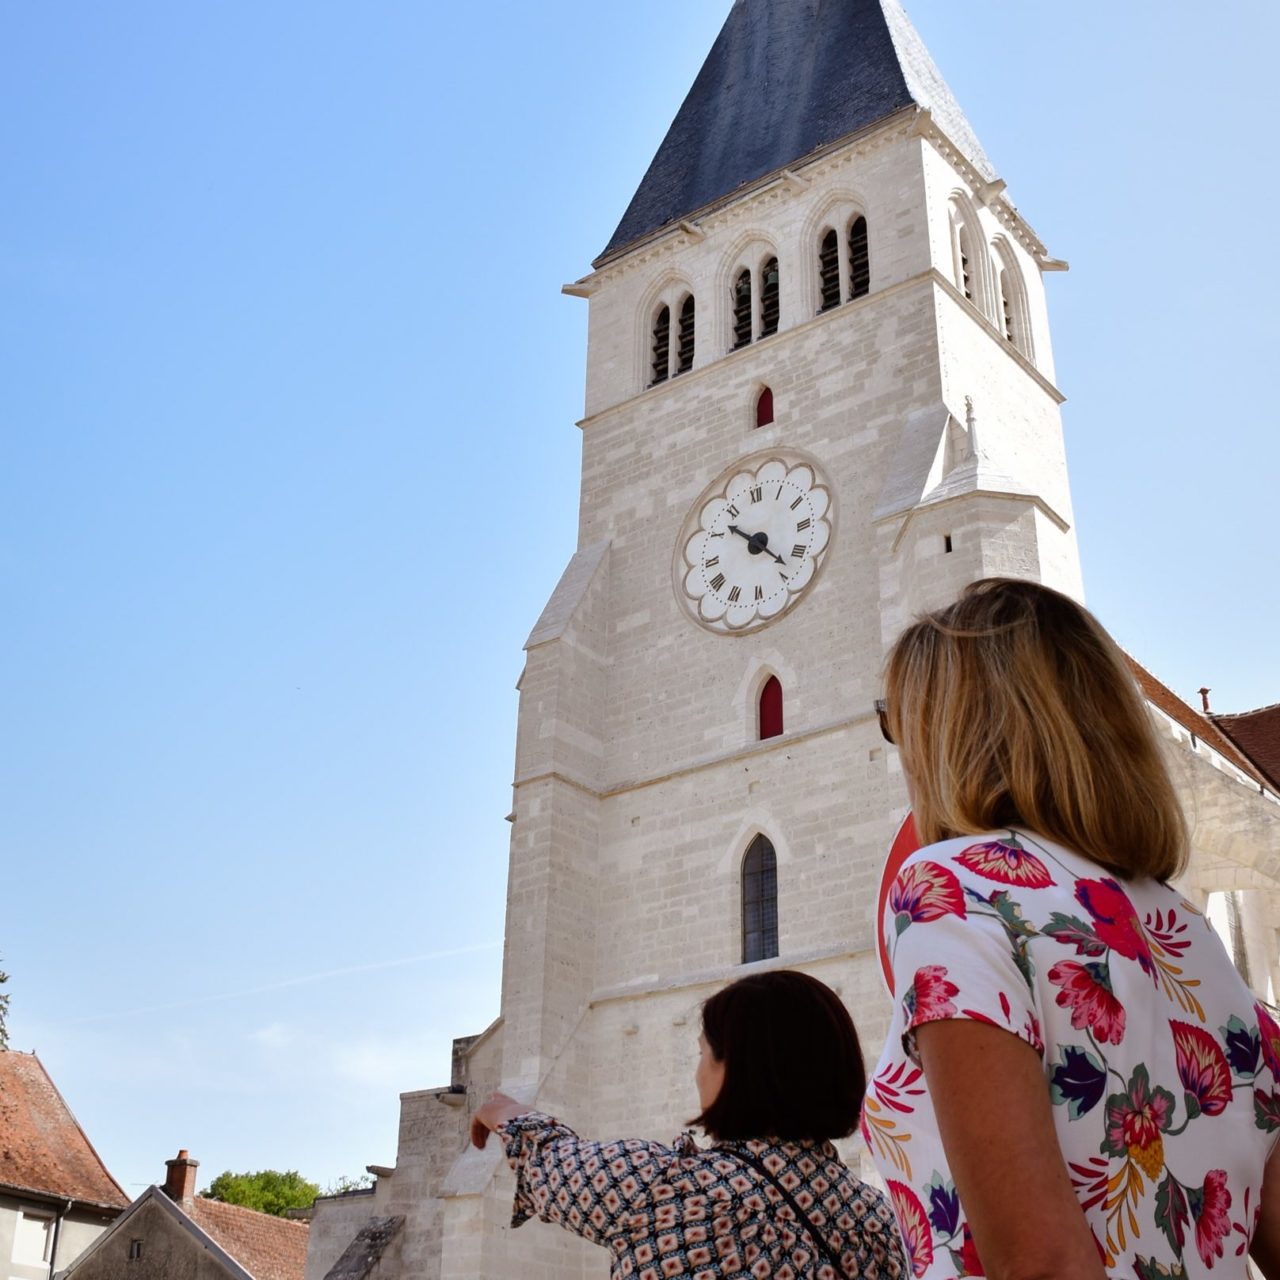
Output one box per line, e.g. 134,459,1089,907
760,258,780,337
677,295,695,373
818,230,840,311
732,270,753,348
848,216,870,299
651,305,670,385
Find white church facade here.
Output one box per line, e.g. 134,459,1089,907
305,3,1280,1277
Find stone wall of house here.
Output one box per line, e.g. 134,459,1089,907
59,1197,235,1280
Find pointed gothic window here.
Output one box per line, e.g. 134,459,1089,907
651,305,670,385
1000,272,1015,342
741,835,778,963
848,216,870,299
994,254,1032,360
759,675,783,739
819,230,840,311
733,270,753,349
677,295,696,374
755,386,774,429
955,224,975,302
760,258,780,337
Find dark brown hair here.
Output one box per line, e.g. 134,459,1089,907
692,970,865,1141
883,576,1188,881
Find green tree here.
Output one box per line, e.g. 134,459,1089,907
201,1169,319,1217
0,958,10,1050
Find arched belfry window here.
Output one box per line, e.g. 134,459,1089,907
994,252,1033,362
955,220,975,301
651,305,671,385
741,835,778,964
732,270,753,349
818,230,841,311
759,675,783,739
677,295,696,375
848,216,870,299
760,258,780,337
755,386,774,429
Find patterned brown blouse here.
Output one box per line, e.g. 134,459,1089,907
498,1110,906,1280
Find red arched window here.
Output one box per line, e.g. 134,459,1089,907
755,387,774,428
759,675,783,739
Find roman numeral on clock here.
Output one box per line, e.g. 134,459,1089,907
726,504,739,518
792,544,806,559
709,573,726,591
790,495,804,511
704,556,719,568
727,585,742,603
750,485,762,503
754,585,764,601
796,517,811,531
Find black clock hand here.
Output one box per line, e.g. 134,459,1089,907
727,524,786,565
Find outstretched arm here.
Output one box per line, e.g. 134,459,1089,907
471,1091,679,1246
915,1020,1106,1280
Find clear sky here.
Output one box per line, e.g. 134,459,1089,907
4,1,1277,1198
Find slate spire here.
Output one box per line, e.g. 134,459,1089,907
599,0,994,263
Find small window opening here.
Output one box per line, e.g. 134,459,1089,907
848,216,870,299
760,258,780,337
759,675,783,740
1000,272,1014,342
130,1240,144,1261
818,230,840,311
741,835,778,964
676,295,695,374
943,534,953,553
651,306,670,385
755,386,774,429
732,270,753,348
957,225,975,302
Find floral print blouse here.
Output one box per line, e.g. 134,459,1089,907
864,830,1280,1280
499,1110,906,1280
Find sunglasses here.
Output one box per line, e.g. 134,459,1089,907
874,699,894,745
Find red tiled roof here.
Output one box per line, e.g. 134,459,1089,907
1212,702,1280,791
1124,656,1270,788
188,1196,309,1280
0,1051,128,1209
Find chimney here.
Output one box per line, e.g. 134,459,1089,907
1199,687,1212,714
163,1150,199,1204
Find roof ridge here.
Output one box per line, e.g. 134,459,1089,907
1213,700,1280,719
0,1050,129,1209
1121,652,1270,788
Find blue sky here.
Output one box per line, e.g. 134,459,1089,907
3,1,1277,1197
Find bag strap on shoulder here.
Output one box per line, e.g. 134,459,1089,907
728,1148,850,1280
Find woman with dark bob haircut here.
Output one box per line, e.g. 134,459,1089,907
868,577,1280,1280
473,969,906,1279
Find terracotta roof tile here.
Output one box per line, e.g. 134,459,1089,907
1124,656,1270,788
0,1051,128,1209
1212,702,1280,791
188,1196,309,1280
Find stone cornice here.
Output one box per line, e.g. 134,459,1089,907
513,709,881,801
911,109,1055,264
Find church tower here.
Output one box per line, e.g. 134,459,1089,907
441,2,1081,1275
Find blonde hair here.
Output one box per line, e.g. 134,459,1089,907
883,577,1188,881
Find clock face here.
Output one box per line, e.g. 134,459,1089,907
675,451,834,635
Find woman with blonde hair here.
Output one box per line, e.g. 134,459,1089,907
867,577,1279,1280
